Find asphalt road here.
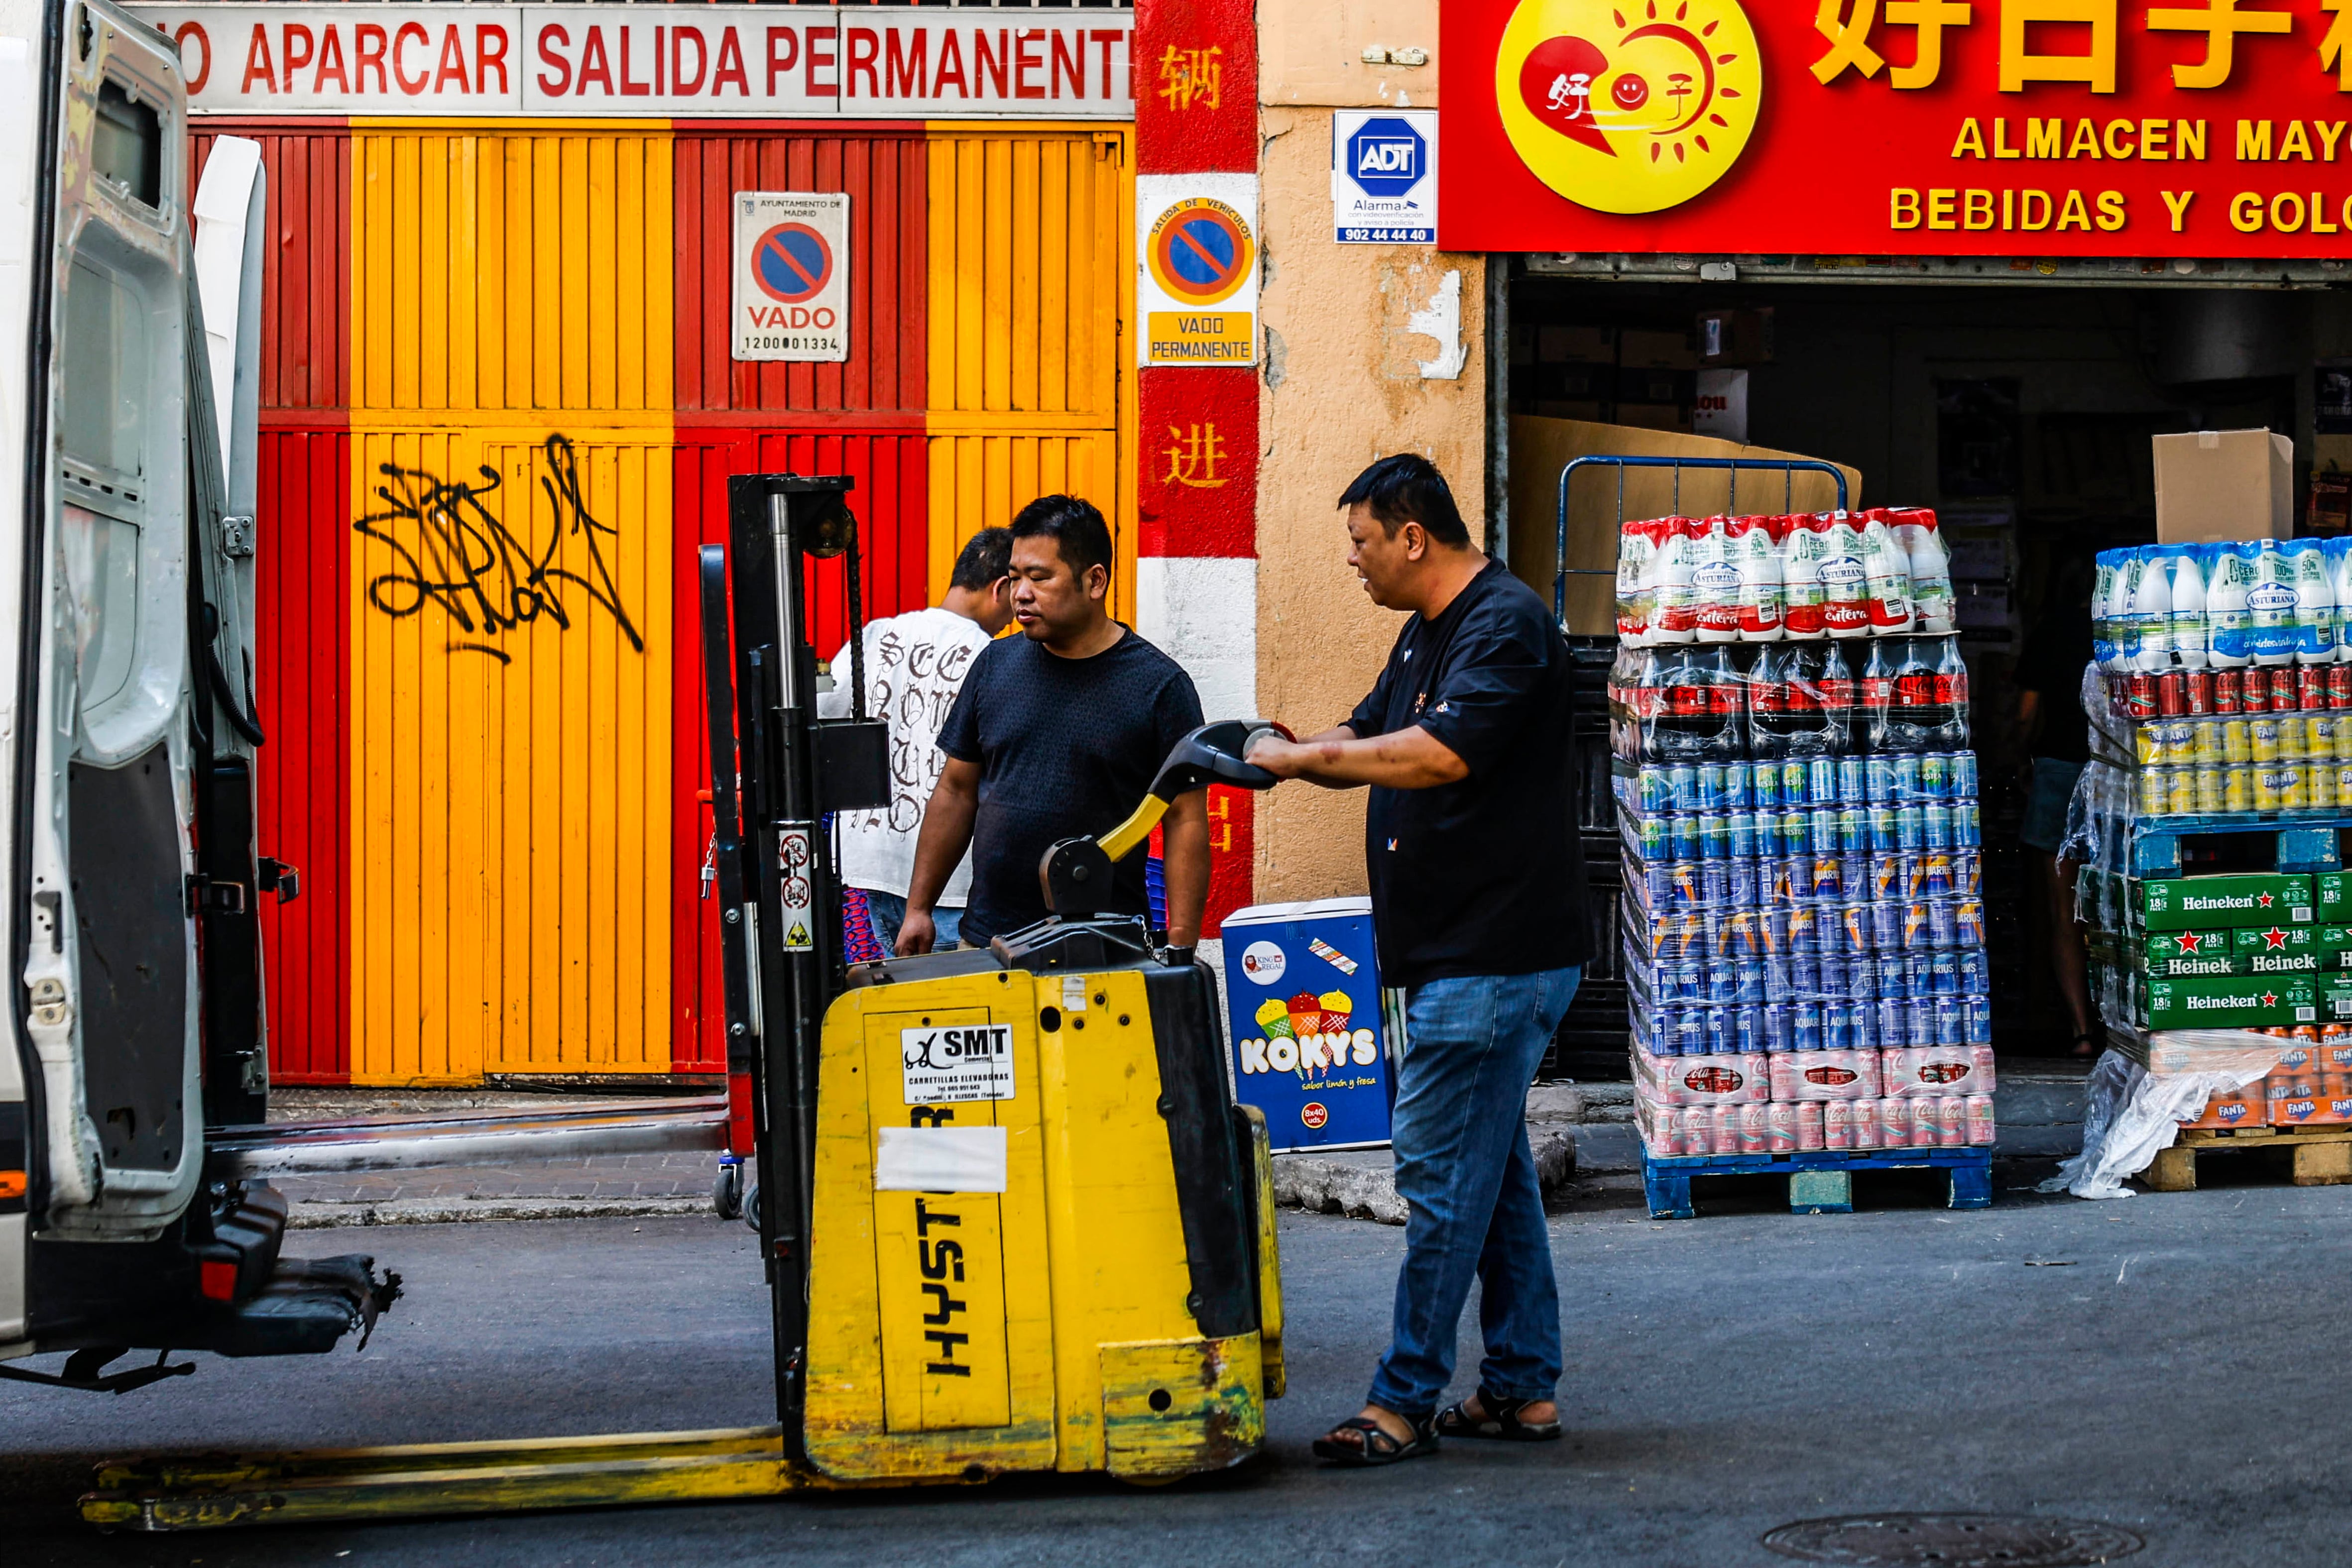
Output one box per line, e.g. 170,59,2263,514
6,1164,2349,1567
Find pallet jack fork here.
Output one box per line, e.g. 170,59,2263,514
83,473,1288,1531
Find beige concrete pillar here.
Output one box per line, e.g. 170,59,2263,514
1253,0,1492,903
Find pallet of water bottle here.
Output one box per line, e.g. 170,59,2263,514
1639,1146,1995,1219
2124,812,2352,878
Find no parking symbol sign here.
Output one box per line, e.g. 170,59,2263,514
733,192,850,363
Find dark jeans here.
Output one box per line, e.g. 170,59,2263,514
861,891,962,954
1368,966,1582,1420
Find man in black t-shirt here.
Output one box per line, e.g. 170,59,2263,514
897,496,1209,956
1248,454,1590,1469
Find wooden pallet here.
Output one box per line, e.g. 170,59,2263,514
1641,1147,1994,1219
2146,1123,2352,1192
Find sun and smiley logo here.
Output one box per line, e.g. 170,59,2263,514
1494,0,1764,215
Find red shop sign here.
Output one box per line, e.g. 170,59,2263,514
1440,0,2352,256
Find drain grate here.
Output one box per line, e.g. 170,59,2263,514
1761,1513,2145,1568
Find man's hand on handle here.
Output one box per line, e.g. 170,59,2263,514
894,905,939,957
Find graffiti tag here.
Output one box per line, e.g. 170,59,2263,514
355,434,643,664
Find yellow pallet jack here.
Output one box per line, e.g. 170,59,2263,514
83,473,1287,1530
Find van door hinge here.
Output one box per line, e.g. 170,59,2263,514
185,875,246,915
220,515,255,560
257,857,301,904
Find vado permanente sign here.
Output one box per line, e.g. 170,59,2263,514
126,4,1133,119
1442,0,2352,256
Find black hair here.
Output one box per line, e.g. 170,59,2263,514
1337,453,1472,548
949,526,1013,591
1009,494,1114,581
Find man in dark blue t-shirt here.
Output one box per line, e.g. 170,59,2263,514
897,495,1209,956
1248,453,1590,1469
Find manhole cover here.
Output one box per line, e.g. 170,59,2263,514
1761,1513,2145,1568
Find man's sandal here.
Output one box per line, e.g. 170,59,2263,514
1311,1414,1439,1466
1434,1393,1562,1442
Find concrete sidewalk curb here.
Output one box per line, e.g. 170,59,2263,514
1272,1126,1578,1225
289,1197,714,1229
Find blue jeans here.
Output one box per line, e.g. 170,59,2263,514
862,891,961,954
1369,966,1582,1421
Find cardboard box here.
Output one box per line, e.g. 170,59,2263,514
2152,428,2293,544
2326,981,2352,1020
2322,873,2352,921
2141,874,2315,930
1619,328,1699,370
1505,419,1861,636
1536,324,1615,365
1613,402,1690,434
1697,307,1774,367
2142,973,2318,1029
2247,950,2322,975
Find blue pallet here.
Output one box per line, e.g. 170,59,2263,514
1642,1145,1994,1219
2128,814,2349,878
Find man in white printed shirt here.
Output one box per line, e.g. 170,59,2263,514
819,528,1013,952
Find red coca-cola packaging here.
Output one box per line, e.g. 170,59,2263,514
1739,1101,1770,1155
1936,1096,1969,1147
1965,1095,1996,1145
1766,1100,1798,1152
1823,1098,1854,1151
1884,1045,1980,1097
1712,1104,1742,1155
1880,1095,1914,1146
1795,1101,1826,1150
1850,1096,1882,1149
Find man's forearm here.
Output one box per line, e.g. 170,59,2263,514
1260,725,1467,790
1160,795,1211,948
905,787,977,912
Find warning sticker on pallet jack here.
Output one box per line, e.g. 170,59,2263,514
901,1024,1016,1104
778,827,814,950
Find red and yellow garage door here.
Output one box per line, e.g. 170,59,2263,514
209,118,1132,1085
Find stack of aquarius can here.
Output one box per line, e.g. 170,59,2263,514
1615,753,1999,1157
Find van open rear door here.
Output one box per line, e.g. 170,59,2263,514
0,0,391,1388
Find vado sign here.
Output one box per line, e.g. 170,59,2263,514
1442,0,2352,256
734,192,849,363
127,4,1133,118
